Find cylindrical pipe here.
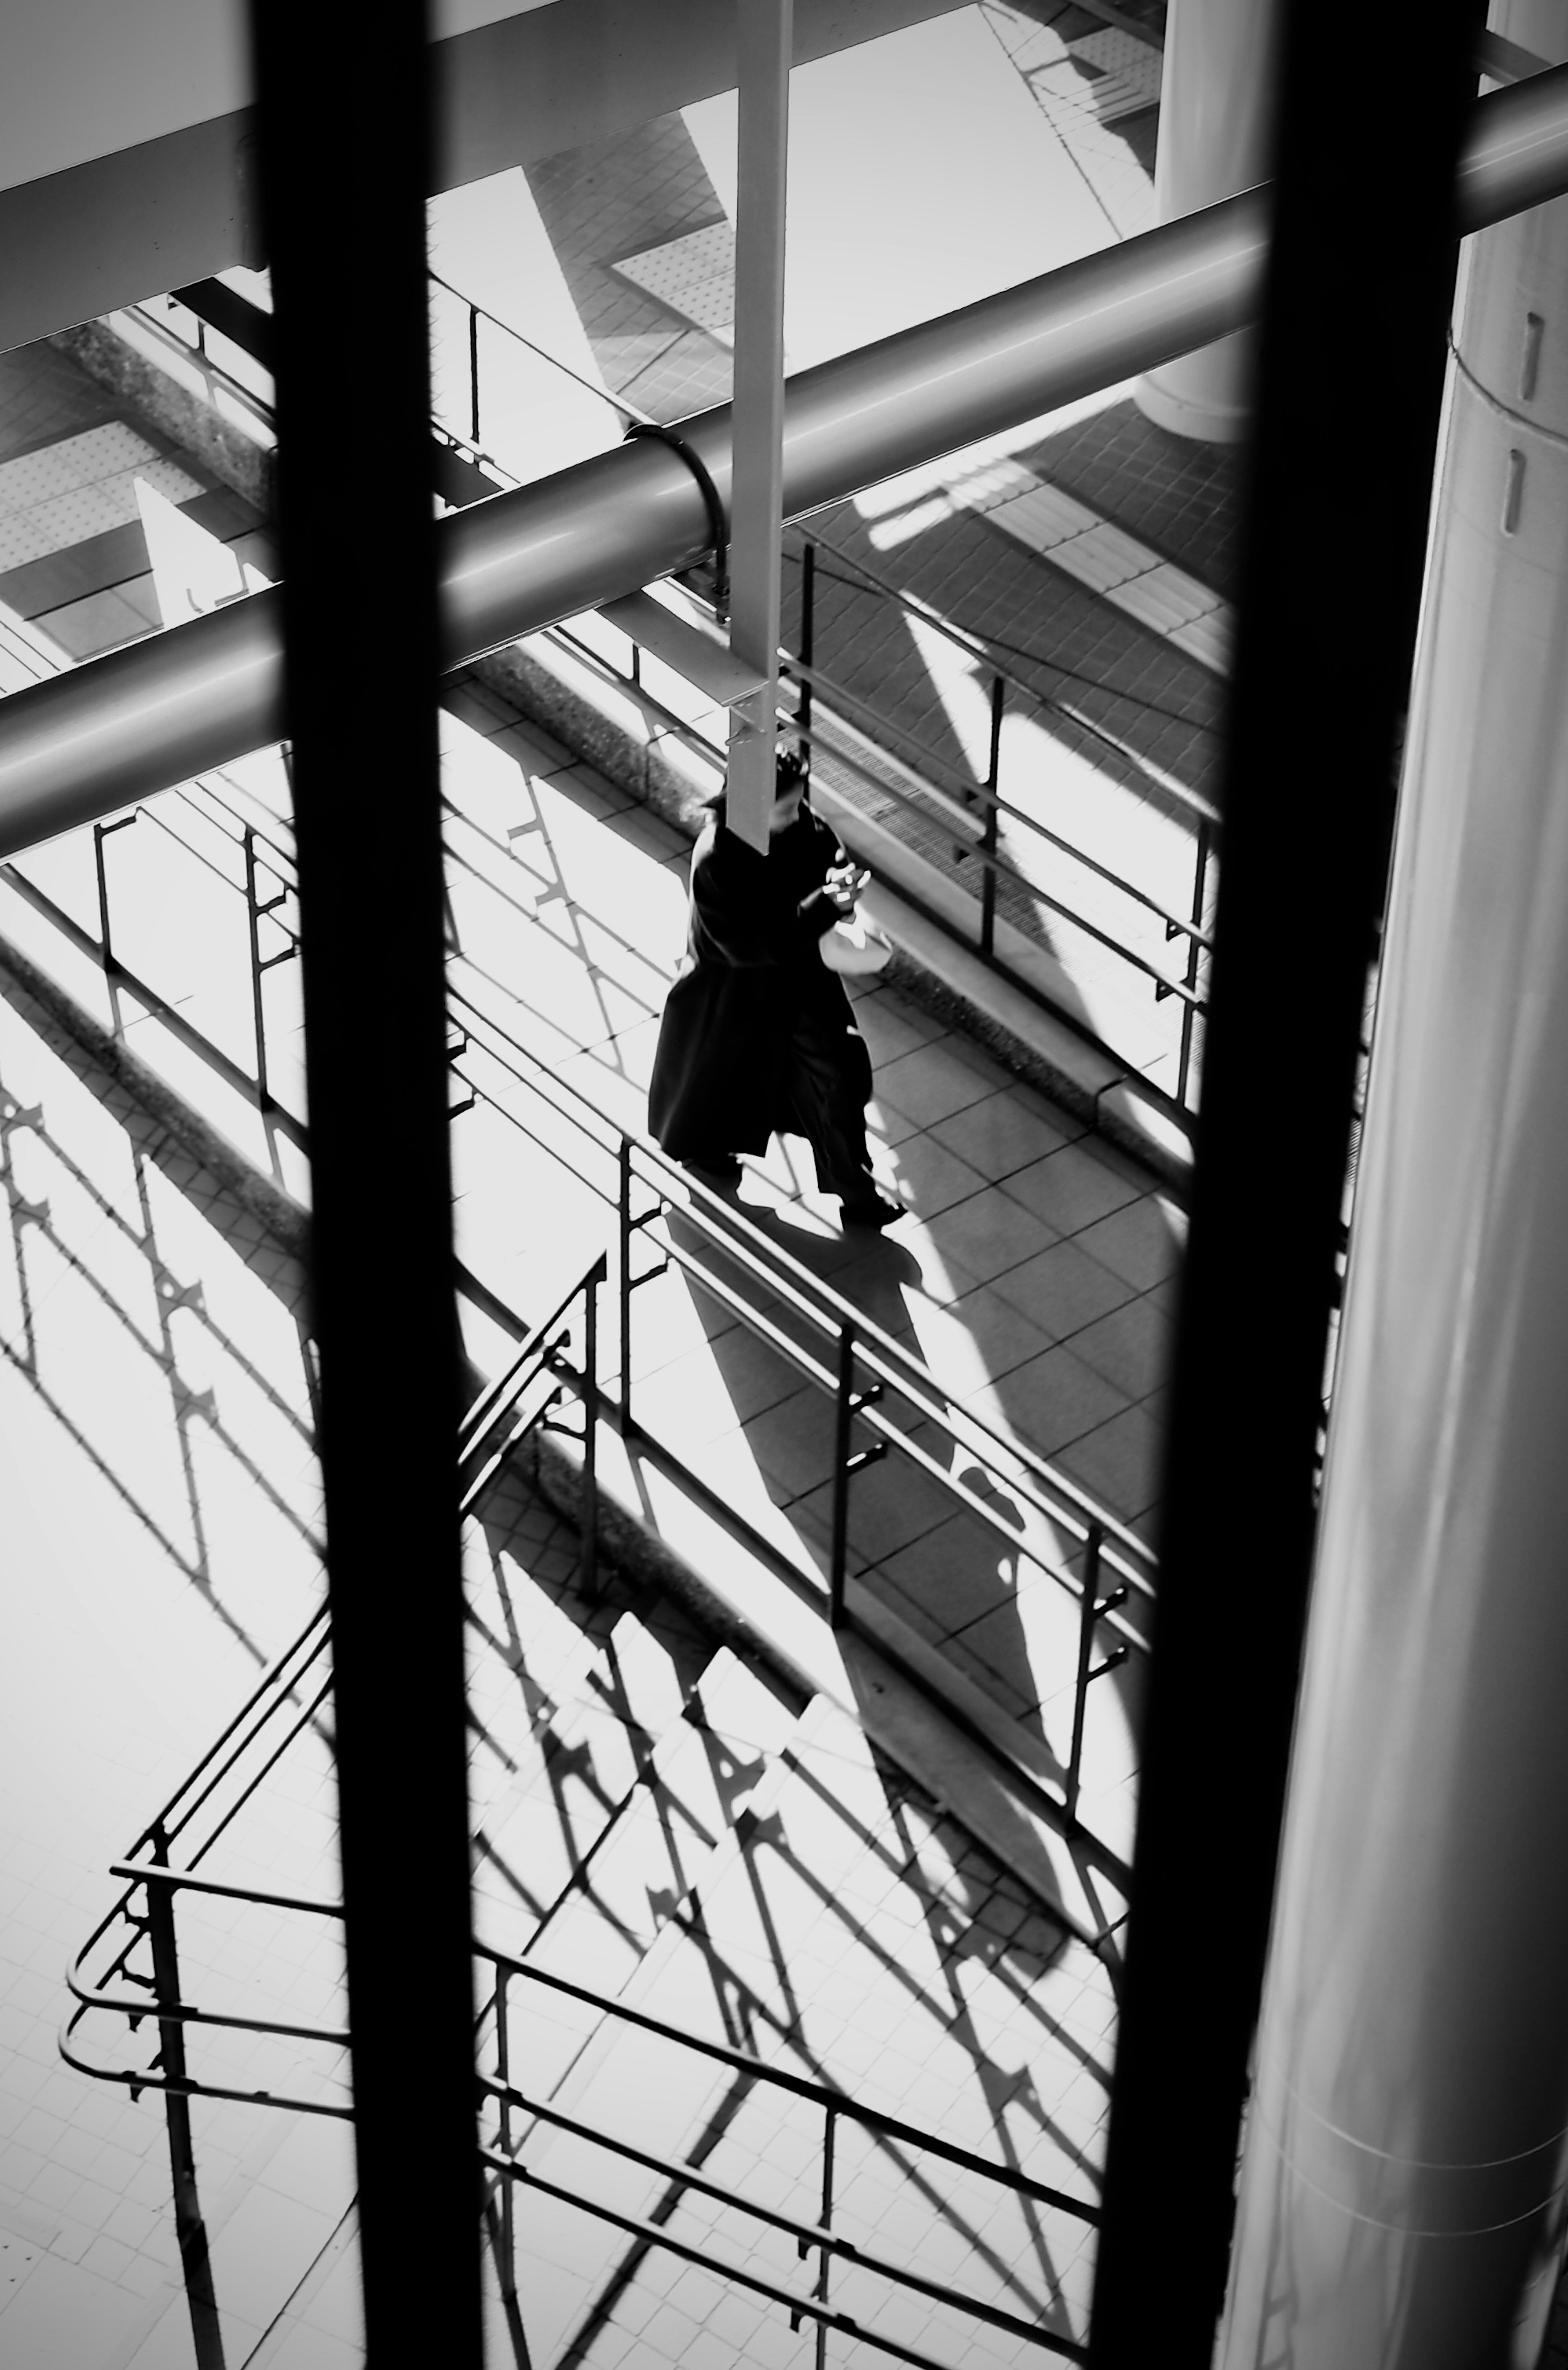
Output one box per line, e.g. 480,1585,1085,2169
1,67,1567,862
1085,0,1488,2357
250,0,482,2358
1134,0,1284,441
1216,11,1568,2365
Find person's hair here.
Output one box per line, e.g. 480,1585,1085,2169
702,743,809,817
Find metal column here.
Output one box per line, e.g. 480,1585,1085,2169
1217,4,1568,2361
726,0,793,853
249,2,483,2361
1085,2,1484,2361
1133,0,1284,442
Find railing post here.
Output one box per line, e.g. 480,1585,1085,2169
1066,1526,1104,1824
243,826,271,1109
492,1967,519,2320
468,303,481,449
815,2103,836,2368
92,822,113,971
828,1325,856,1629
980,673,1004,959
799,540,816,745
145,1830,228,2370
580,1261,601,1602
1177,818,1211,1114
618,1137,634,1431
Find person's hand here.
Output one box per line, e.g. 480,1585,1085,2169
826,863,871,914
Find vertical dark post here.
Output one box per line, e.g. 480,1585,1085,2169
1087,5,1485,2363
828,1325,855,1629
798,540,815,745
145,1839,227,2370
93,822,114,971
93,816,136,972
579,1261,600,1601
493,1968,519,2319
1065,1525,1103,1824
243,827,271,1108
617,1138,635,1431
469,303,481,449
980,674,1003,959
814,2105,835,2370
248,4,483,2363
1176,818,1210,1114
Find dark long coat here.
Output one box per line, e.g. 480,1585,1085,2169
648,803,872,1161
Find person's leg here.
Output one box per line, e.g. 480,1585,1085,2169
679,1151,742,1188
784,1015,900,1224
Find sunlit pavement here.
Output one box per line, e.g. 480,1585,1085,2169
0,944,1118,2367
0,12,1198,2357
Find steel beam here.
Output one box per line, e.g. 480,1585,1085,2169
726,0,794,853
249,0,483,2359
1085,0,1486,2361
0,66,1566,860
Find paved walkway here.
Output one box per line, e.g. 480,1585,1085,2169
0,317,1176,1837
420,0,1234,1109
0,948,1114,2367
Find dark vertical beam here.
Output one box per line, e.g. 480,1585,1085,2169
1086,4,1485,2363
248,6,483,2363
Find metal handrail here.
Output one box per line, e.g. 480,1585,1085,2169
477,2138,1088,2370
5,746,1156,1866
120,261,1217,1105
62,1295,1100,2367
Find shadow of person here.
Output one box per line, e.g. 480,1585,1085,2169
656,1191,1068,1795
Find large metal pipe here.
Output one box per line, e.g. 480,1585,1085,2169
1085,0,1489,2355
1132,0,1285,442
1,66,1568,859
1214,5,1568,2361
250,0,483,2361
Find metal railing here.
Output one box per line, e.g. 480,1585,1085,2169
2,731,1154,1894
67,1849,1095,2369
115,274,1217,1123
63,1277,1100,2367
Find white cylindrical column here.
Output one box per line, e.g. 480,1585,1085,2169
1216,10,1568,2367
1134,0,1282,442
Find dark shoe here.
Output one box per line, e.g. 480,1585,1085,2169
682,1155,742,1190
840,1188,903,1230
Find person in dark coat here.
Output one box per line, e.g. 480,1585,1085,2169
648,751,901,1227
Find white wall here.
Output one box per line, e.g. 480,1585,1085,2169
0,0,559,195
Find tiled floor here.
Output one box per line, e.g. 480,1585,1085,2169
0,943,1115,2363
0,25,1210,2358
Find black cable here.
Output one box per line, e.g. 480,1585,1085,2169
624,422,730,623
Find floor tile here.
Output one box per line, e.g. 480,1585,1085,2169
882,1130,990,1219
1072,1192,1186,1290
987,1235,1140,1341
929,1087,1081,1177
871,1041,1008,1131
920,1184,1058,1287
1000,1139,1148,1236
979,1344,1129,1460
1063,1293,1173,1400
1054,1402,1164,1521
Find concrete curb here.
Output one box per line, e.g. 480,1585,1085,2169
51,320,277,522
